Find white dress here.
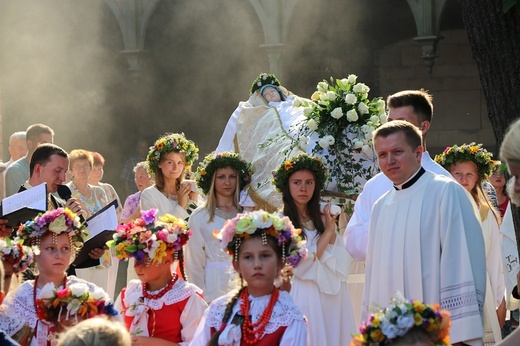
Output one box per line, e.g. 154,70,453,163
0,276,112,345
190,290,307,346
186,207,235,303
290,228,355,346
140,185,192,219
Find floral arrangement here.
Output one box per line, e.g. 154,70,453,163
434,142,496,180
294,75,386,194
351,292,451,345
195,152,252,195
250,73,282,95
108,209,191,266
147,133,199,174
272,153,328,194
36,281,117,325
214,210,307,268
0,237,34,273
17,208,89,254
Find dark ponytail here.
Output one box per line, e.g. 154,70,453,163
206,285,246,346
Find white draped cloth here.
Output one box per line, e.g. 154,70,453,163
500,203,520,310
190,290,307,346
186,207,234,303
290,228,356,346
363,171,487,345
140,185,190,219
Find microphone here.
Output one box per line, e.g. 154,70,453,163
56,185,85,223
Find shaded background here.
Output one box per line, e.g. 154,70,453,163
0,0,490,200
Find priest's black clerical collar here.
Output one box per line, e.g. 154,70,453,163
394,167,426,190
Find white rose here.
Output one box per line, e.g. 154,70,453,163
92,287,108,300
346,109,359,122
292,97,302,107
361,124,371,133
299,136,310,147
358,102,369,114
317,81,328,93
370,115,380,124
347,74,358,84
362,144,372,156
340,78,349,87
318,137,330,149
326,91,336,101
353,83,370,94
311,91,320,101
330,107,343,119
70,283,89,297
251,211,273,229
167,233,178,243
307,119,318,131
325,135,335,145
364,131,374,141
380,114,388,124
303,107,313,117
352,140,364,149
319,93,329,102
377,99,386,113
344,93,357,105
39,283,57,299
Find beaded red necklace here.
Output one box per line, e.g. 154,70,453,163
240,286,280,345
142,274,177,300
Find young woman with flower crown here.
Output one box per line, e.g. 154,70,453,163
185,152,252,303
0,208,117,345
435,143,506,345
273,153,356,346
190,210,308,346
111,208,207,345
141,133,200,220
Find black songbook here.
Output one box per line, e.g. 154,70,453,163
72,200,118,267
0,183,47,228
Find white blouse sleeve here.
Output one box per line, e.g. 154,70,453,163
186,214,208,292
179,293,208,345
279,317,308,346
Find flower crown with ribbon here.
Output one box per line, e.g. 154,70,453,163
351,292,451,346
195,152,252,195
0,238,34,273
17,208,89,254
272,153,328,193
434,142,496,180
147,133,199,174
213,210,307,267
250,73,282,95
108,209,191,266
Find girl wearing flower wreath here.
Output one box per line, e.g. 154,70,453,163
185,152,252,303
350,291,452,346
435,142,506,345
111,208,207,346
0,237,34,295
141,133,200,221
190,210,308,346
0,208,116,345
273,152,356,346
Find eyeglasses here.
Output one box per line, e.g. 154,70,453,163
72,163,91,171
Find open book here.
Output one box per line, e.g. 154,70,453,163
0,183,47,228
73,200,118,267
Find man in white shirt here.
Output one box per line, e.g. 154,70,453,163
363,120,486,345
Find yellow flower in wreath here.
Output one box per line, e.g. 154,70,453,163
284,161,293,171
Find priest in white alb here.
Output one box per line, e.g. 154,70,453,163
363,120,487,345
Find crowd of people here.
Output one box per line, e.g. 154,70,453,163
0,73,520,346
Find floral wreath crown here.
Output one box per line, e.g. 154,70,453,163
214,210,308,268
36,281,117,325
195,152,252,195
0,238,34,273
272,153,328,193
250,73,282,95
351,292,451,346
434,142,496,180
108,209,191,266
17,208,89,254
147,133,199,174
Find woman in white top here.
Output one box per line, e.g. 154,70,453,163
140,133,199,220
186,152,251,302
435,142,506,345
273,153,355,346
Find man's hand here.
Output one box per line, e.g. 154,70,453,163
65,197,86,216
88,246,108,260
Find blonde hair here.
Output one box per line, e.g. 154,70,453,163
501,118,520,167
204,168,242,222
69,149,94,169
56,317,131,346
